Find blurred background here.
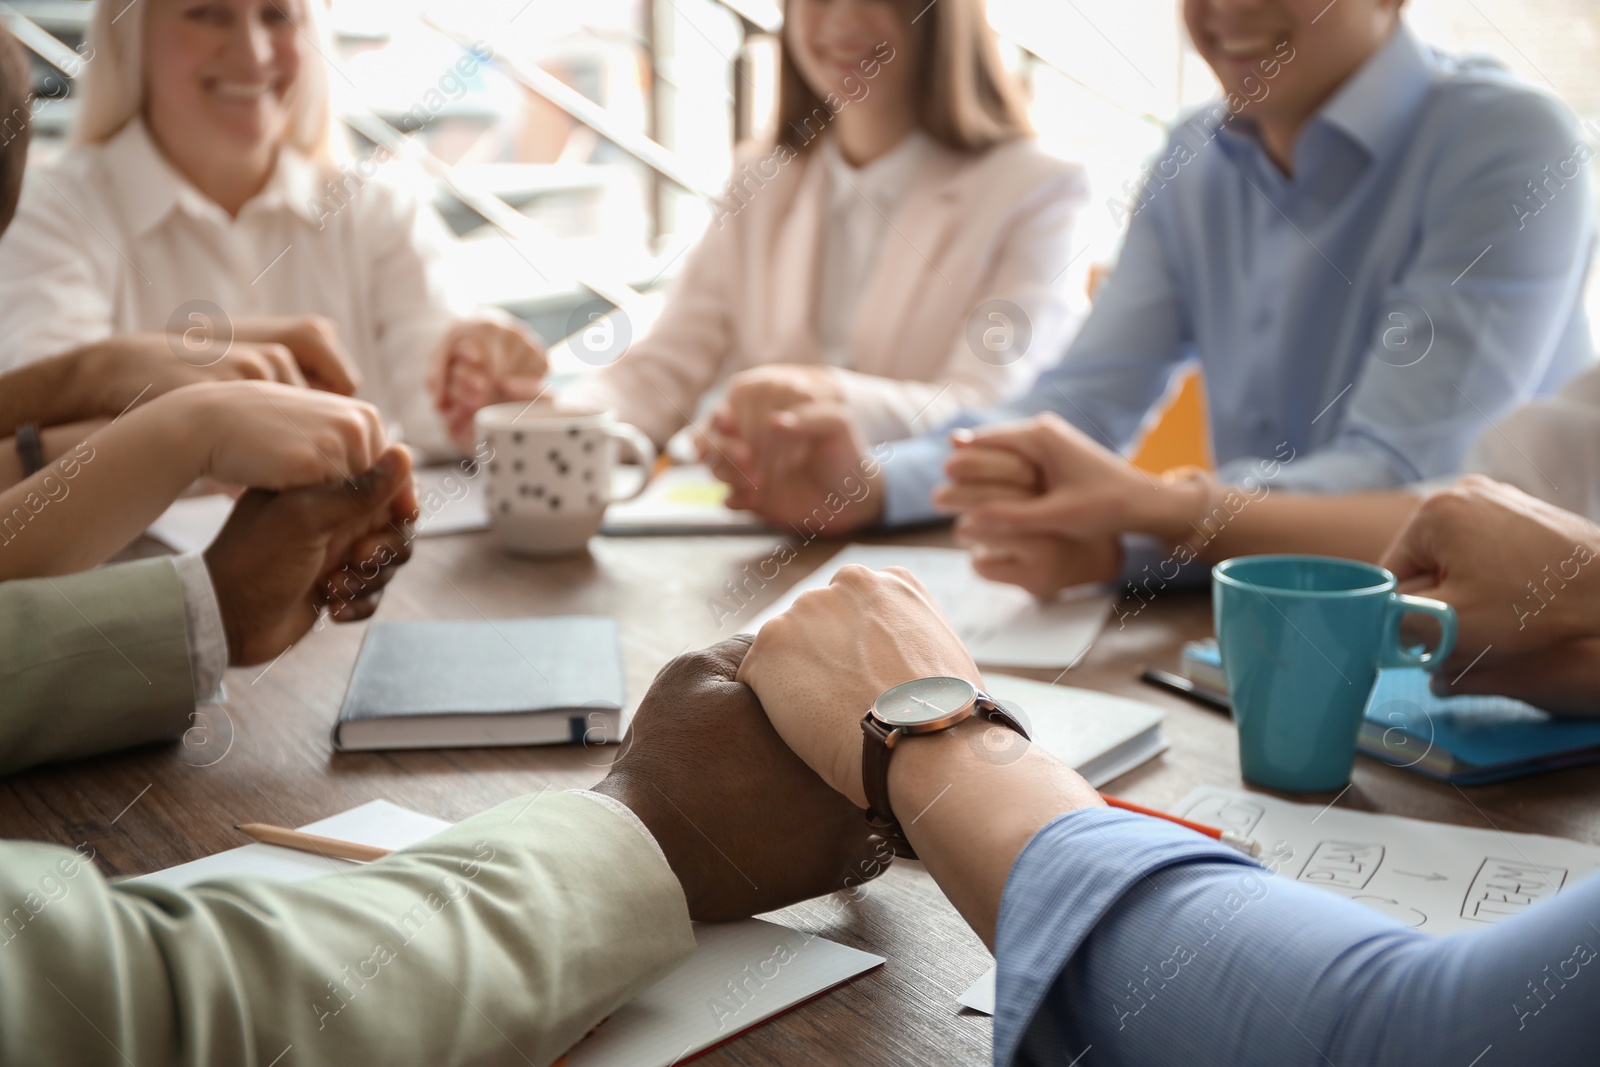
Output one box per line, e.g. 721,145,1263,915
7,0,1599,465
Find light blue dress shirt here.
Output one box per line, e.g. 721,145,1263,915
995,809,1598,1066
884,24,1596,526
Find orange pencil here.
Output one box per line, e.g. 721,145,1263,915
1101,795,1261,857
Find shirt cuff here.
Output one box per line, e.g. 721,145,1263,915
171,552,228,704
882,432,955,526
569,789,671,868
993,808,1260,1067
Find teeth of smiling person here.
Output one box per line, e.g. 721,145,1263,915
1216,35,1276,58
215,82,270,99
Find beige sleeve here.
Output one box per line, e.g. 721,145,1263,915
557,208,742,447
0,792,695,1067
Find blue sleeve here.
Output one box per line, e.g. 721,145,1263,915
996,809,1600,1067
882,186,1192,527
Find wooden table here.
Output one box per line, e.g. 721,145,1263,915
4,527,1598,1066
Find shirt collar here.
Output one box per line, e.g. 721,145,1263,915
103,117,325,235
1313,21,1435,161
822,130,933,214
1212,21,1435,172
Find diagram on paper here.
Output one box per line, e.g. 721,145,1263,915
1173,787,1600,936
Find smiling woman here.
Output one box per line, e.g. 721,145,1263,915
76,0,331,215
0,0,547,461
558,0,1092,451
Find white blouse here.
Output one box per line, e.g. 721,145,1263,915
815,131,934,370
0,119,466,457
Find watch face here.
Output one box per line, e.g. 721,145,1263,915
875,677,977,727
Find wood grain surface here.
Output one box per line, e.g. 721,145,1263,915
3,526,1596,1066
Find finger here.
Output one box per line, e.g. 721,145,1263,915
253,342,309,389
944,445,1039,489
932,481,1036,513
707,435,757,490
969,492,1097,535
1377,507,1441,585
290,445,413,529
949,420,1061,469
701,634,758,679
329,593,383,623
291,327,360,396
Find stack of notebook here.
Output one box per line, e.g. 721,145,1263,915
1179,638,1600,784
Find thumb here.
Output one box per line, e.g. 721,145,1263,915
1378,511,1441,585
289,445,413,529
953,420,1058,471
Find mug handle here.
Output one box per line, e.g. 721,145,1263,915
605,423,657,502
1380,593,1458,671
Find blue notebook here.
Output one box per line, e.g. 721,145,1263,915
1359,669,1600,784
1180,639,1600,784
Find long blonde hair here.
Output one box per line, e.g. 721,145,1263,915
775,0,1031,156
74,0,340,161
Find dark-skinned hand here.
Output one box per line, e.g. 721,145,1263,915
594,635,891,922
204,445,418,666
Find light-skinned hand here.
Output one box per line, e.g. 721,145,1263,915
737,565,980,807
151,381,390,490
78,330,357,418
954,515,1124,598
594,635,889,921
938,413,1202,543
1379,475,1600,675
430,318,549,451
233,314,363,395
703,400,885,532
701,363,845,460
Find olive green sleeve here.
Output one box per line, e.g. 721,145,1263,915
0,557,195,775
0,791,696,1066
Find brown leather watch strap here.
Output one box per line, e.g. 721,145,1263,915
860,695,1029,858
861,716,901,839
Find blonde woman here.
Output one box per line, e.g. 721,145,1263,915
0,0,545,460
550,0,1090,450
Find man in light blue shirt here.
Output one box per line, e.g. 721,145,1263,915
709,4,1595,545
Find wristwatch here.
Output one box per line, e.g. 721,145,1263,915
861,676,1030,857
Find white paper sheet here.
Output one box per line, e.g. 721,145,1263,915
1171,786,1600,933
955,967,996,1015
412,465,490,536
746,545,1113,669
983,674,1167,788
134,801,882,1066
956,785,1600,1016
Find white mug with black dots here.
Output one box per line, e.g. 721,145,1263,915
474,402,657,556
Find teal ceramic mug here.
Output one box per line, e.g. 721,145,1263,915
1212,555,1457,792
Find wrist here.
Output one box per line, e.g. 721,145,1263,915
592,773,710,915
72,342,123,418
1140,467,1215,544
